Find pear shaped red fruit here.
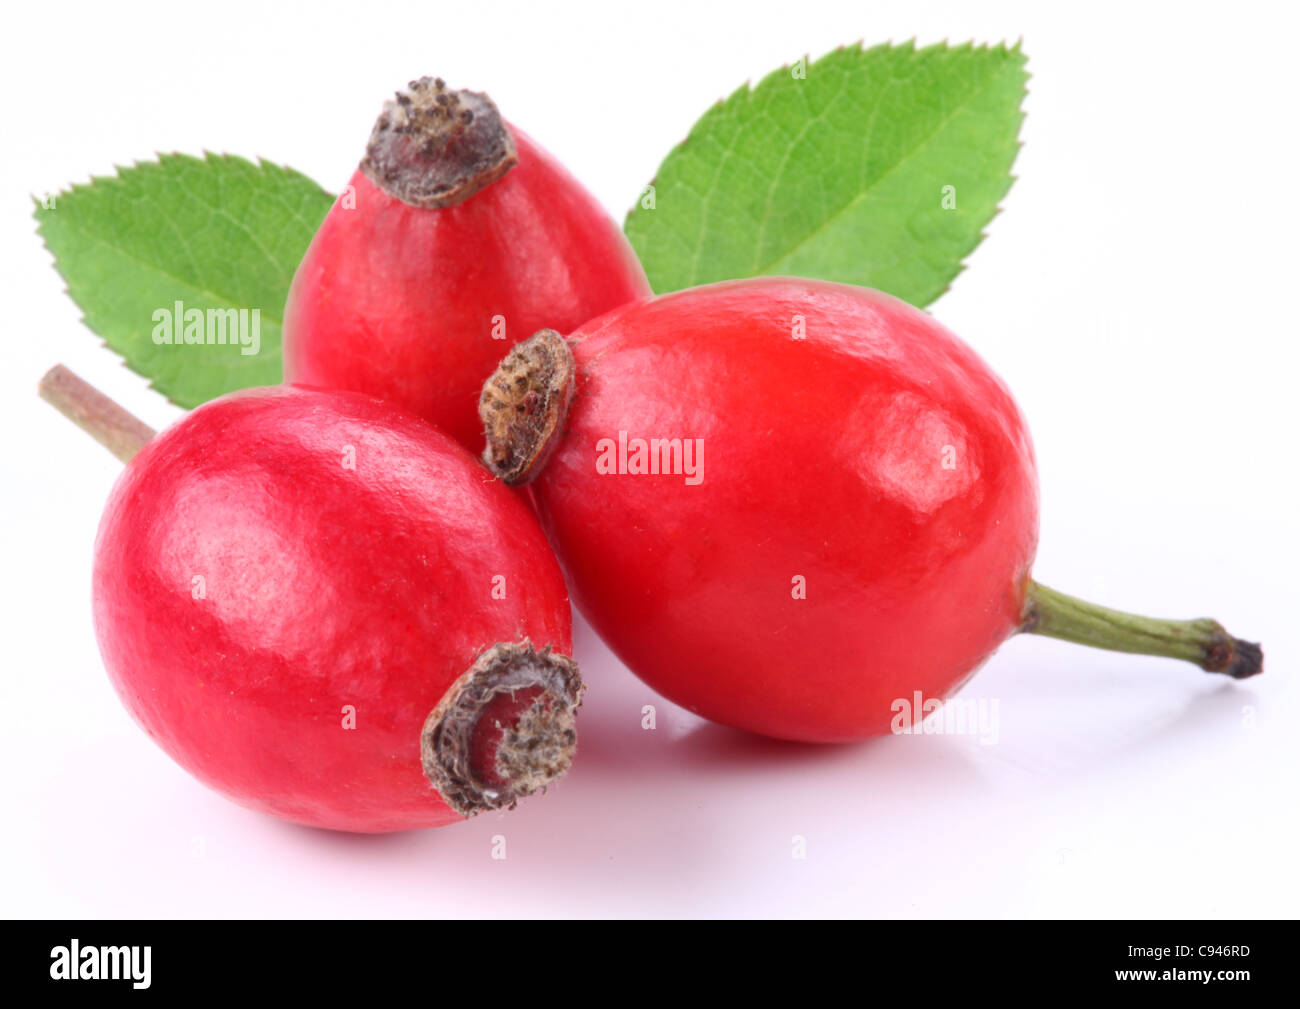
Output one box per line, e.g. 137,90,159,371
284,76,651,451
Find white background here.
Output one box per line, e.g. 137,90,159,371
2,0,1296,918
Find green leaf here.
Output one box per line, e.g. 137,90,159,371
35,153,334,407
625,41,1027,306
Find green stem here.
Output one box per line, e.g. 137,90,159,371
1022,581,1262,679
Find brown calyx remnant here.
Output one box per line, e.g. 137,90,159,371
360,76,517,208
421,641,583,817
480,329,577,485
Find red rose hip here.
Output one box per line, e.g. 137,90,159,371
43,371,579,832
480,278,1262,743
283,76,651,450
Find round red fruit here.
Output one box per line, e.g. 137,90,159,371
93,385,579,832
482,278,1038,742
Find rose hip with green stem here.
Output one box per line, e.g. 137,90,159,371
40,367,581,832
480,278,1262,743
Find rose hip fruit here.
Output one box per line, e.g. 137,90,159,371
42,371,579,832
283,76,651,450
480,278,1262,743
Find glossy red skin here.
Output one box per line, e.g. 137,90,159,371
283,125,651,450
92,386,571,832
527,278,1039,743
